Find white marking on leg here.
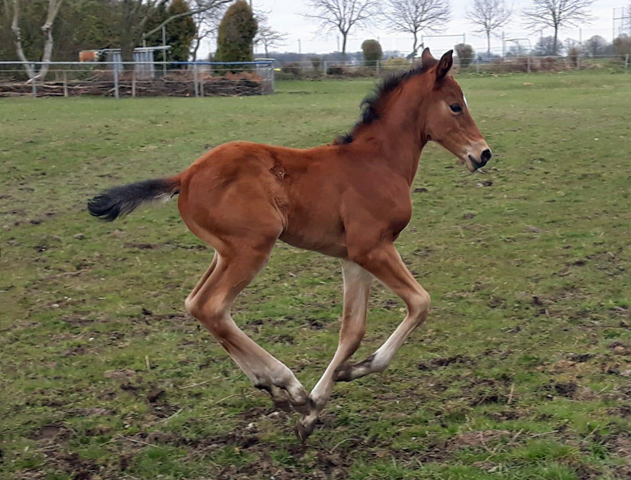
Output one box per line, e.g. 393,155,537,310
341,244,431,381
299,260,372,434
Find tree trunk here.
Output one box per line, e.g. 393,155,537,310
341,32,347,55
121,8,136,63
553,25,558,55
38,0,64,80
38,25,54,80
486,30,491,56
9,0,63,80
9,0,35,78
412,32,418,60
192,36,201,62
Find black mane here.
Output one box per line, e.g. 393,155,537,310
334,60,437,145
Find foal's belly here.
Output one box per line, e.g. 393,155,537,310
279,215,348,259
279,232,348,258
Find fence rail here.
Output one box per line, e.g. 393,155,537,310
0,61,275,99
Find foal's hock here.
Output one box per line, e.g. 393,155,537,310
88,49,492,441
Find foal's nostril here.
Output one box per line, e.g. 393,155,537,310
481,149,492,163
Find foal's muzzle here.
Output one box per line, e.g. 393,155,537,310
469,148,493,170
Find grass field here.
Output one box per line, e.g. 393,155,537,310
1,71,631,480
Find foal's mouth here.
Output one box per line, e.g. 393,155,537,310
467,154,488,172
467,155,482,172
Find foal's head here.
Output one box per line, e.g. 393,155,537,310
419,48,492,171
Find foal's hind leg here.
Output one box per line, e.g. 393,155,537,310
186,246,309,413
296,261,372,441
334,243,430,382
185,252,217,308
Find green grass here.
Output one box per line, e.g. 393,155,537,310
1,71,631,479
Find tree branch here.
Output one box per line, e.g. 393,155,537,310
143,0,232,39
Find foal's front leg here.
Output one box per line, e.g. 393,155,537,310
334,243,430,382
295,261,372,441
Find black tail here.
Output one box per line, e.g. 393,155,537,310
88,177,180,221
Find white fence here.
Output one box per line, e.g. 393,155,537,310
0,61,275,99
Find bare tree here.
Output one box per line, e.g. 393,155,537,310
584,35,607,57
534,34,563,55
522,0,594,56
255,25,288,57
190,3,227,61
467,0,512,55
382,0,450,60
305,0,379,55
4,0,64,80
255,17,288,57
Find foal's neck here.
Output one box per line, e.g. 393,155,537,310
358,85,429,186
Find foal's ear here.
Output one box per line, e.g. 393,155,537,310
436,50,454,80
421,47,434,65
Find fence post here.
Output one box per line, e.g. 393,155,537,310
132,69,136,97
527,55,531,74
323,60,327,76
626,54,629,70
193,63,199,97
270,63,275,93
63,71,68,97
31,64,37,98
114,64,120,99
200,67,205,97
376,59,380,76
476,59,480,74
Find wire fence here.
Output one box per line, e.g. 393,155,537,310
0,61,275,99
274,53,630,79
1,52,627,99
463,53,630,74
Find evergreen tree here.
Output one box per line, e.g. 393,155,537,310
361,39,382,67
146,0,196,64
215,0,257,63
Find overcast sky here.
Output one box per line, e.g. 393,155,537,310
201,0,628,57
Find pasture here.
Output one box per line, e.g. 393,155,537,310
1,71,631,479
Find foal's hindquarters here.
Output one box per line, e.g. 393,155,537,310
177,144,312,414
175,141,432,440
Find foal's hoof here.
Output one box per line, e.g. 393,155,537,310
295,418,316,442
333,362,354,382
257,383,310,415
273,398,293,413
333,354,375,382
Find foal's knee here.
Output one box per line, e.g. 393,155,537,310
408,290,431,319
185,296,230,336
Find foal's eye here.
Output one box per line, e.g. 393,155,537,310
450,104,463,113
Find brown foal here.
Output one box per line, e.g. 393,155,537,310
89,48,491,441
